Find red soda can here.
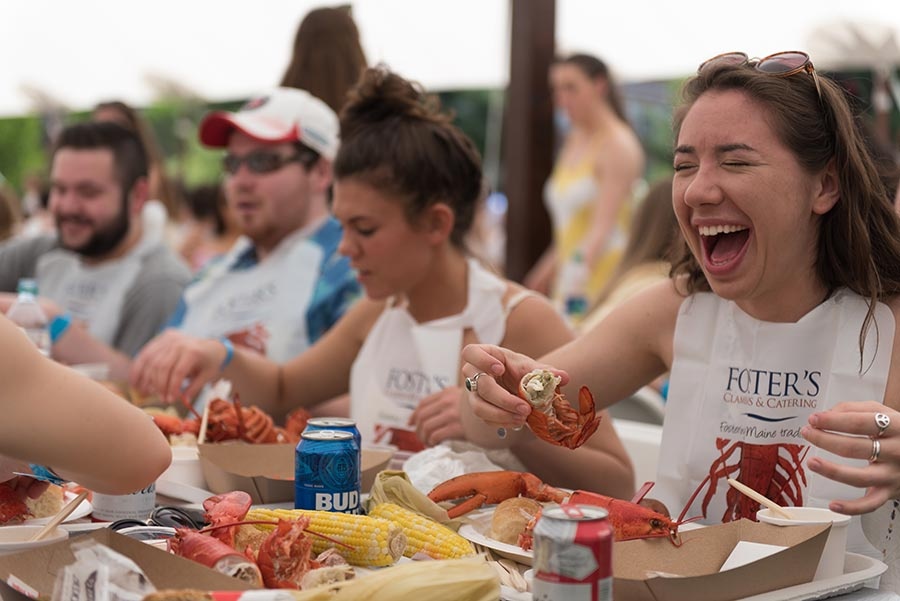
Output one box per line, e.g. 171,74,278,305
532,504,613,601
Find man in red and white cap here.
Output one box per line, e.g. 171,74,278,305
130,89,361,402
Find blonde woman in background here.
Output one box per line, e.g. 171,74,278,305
525,54,645,312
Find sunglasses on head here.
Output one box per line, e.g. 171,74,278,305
698,51,822,98
222,149,313,175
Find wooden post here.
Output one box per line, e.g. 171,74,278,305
501,0,555,282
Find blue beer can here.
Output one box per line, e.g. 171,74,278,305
295,430,360,514
304,417,362,449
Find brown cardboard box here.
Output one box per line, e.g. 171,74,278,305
0,529,255,601
198,443,394,504
612,519,831,601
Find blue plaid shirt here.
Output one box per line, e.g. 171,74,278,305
167,218,360,347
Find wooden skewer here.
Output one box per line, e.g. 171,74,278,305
727,478,793,520
197,400,211,445
29,491,89,541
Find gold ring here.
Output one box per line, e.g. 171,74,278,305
869,438,881,463
875,412,891,438
465,372,487,393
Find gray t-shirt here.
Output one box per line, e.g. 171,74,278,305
0,235,191,356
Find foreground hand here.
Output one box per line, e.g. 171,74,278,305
801,401,900,515
460,343,568,429
129,329,226,403
409,386,466,446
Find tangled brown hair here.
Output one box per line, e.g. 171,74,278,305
334,67,483,249
670,60,900,359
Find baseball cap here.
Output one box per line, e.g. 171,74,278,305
199,87,339,160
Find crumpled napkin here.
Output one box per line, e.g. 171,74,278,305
402,442,505,495
52,539,156,601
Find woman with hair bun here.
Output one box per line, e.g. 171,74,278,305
132,67,635,497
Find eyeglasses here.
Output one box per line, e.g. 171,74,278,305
222,150,310,175
698,51,822,98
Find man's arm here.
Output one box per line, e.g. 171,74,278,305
0,236,53,292
115,250,191,356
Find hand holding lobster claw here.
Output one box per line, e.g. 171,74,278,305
519,369,602,449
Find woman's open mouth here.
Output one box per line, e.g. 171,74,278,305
699,224,750,275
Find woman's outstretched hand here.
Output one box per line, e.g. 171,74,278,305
460,343,569,429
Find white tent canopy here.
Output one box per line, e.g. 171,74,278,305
2,0,900,117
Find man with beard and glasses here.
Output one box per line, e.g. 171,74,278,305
0,122,191,380
130,88,360,408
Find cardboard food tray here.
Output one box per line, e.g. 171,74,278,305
612,519,831,601
199,442,394,504
0,529,255,601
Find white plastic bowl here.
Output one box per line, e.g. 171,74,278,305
757,507,850,581
0,525,69,555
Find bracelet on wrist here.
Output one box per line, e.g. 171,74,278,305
219,337,234,371
28,463,68,486
48,313,73,344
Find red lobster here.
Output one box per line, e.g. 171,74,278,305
429,472,694,547
0,482,30,525
519,369,601,449
682,438,809,523
428,471,568,518
171,492,351,589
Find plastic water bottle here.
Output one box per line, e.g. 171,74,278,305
6,278,50,356
559,251,589,323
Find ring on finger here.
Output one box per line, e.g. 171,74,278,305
875,412,891,438
869,438,881,463
465,372,488,393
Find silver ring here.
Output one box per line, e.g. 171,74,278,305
875,412,891,438
465,372,487,393
869,438,881,463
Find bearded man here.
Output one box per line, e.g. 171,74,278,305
0,122,190,375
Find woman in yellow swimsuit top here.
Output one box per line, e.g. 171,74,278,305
525,53,645,319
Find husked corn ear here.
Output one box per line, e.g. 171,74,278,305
368,502,475,559
246,508,406,567
287,558,499,601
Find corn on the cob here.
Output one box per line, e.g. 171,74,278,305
246,508,406,567
368,502,475,559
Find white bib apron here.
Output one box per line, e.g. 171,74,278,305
178,229,321,362
656,290,894,560
350,260,518,466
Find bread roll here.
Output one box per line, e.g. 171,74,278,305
25,484,64,519
489,497,542,545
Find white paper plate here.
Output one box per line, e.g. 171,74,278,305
22,491,92,525
458,507,533,566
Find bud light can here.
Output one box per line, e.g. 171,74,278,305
295,430,360,514
305,417,362,449
532,504,613,601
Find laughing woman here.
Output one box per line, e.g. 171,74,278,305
460,52,900,591
130,67,635,499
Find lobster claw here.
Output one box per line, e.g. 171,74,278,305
427,471,568,518
521,371,602,449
